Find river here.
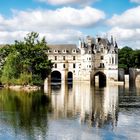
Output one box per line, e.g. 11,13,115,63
0,82,140,140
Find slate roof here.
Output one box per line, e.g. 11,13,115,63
47,44,81,55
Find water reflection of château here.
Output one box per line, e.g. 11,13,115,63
49,83,118,128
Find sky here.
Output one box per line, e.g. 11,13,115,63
0,0,140,48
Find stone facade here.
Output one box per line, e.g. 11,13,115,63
47,36,118,84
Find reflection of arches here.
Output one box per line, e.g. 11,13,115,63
94,71,106,87
67,71,73,82
129,69,140,86
136,75,140,82
51,71,61,83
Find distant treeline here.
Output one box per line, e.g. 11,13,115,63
118,46,140,72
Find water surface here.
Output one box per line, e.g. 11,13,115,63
0,83,140,140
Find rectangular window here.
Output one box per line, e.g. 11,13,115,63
55,56,57,60
54,64,57,68
73,56,75,60
63,64,65,68
100,63,104,68
101,56,103,60
63,56,65,60
101,48,103,53
73,63,76,68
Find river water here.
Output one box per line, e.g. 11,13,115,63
0,82,140,140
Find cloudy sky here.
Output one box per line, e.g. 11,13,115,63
0,0,140,48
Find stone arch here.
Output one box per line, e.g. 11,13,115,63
67,71,73,82
51,70,61,83
93,71,106,87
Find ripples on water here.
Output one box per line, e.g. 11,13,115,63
0,83,140,140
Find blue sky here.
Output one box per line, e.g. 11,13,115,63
0,0,140,48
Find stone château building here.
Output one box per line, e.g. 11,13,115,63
47,36,118,85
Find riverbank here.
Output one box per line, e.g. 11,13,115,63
3,85,41,92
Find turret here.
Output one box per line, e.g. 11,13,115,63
114,41,118,53
114,41,118,48
80,39,86,55
78,38,82,49
111,36,114,46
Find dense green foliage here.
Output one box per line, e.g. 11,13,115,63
0,32,53,85
119,46,140,71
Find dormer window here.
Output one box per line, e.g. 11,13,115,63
47,50,51,53
54,50,58,53
72,49,77,53
63,49,67,53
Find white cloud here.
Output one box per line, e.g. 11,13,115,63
0,6,105,44
130,0,140,4
106,6,140,49
0,30,83,44
37,0,98,5
107,27,140,41
106,27,140,48
107,6,140,29
41,29,83,43
0,31,28,44
4,7,104,30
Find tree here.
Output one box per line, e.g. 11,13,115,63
118,46,140,73
133,50,140,68
0,32,53,85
